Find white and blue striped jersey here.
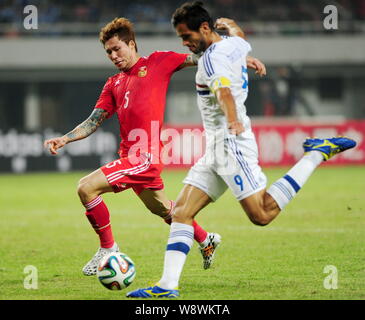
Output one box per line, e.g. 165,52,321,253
184,37,268,201
195,36,252,145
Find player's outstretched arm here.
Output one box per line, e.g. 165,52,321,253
215,18,245,39
43,108,109,155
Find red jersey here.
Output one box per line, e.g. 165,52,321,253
95,51,188,163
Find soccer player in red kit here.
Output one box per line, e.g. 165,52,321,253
44,17,266,275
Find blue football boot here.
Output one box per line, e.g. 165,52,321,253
126,285,179,298
303,136,356,161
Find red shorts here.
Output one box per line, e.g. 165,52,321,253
101,153,164,195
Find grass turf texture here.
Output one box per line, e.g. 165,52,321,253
0,166,364,300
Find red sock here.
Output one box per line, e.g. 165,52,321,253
84,196,115,248
192,220,208,243
164,200,208,243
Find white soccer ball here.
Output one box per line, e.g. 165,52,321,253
96,252,136,290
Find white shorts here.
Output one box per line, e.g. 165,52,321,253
183,130,267,201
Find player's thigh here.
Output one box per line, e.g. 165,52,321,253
173,184,212,222
78,168,114,196
183,154,228,202
137,189,170,217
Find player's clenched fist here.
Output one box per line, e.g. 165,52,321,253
246,56,266,77
228,121,245,136
215,18,239,32
44,137,68,155
215,18,245,38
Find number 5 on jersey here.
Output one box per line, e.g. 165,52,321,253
124,91,130,109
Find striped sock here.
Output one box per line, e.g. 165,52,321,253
267,151,323,209
164,201,208,244
159,222,194,290
84,196,115,248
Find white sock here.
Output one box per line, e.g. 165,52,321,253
159,222,194,290
199,234,210,247
102,242,118,251
267,151,323,209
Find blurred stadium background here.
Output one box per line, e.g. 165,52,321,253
0,0,365,173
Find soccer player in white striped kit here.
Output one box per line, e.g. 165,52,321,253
127,1,356,298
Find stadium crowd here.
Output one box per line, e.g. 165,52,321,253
0,0,364,36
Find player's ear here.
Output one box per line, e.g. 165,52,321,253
199,22,211,34
128,40,137,52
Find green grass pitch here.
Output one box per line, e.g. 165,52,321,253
0,166,364,300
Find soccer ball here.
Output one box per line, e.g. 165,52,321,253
96,252,136,290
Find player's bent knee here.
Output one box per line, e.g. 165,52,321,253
77,184,88,201
246,210,271,226
250,218,270,226
171,205,193,224
77,177,96,202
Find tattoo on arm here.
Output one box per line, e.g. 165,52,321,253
179,53,202,69
189,53,201,65
64,108,109,142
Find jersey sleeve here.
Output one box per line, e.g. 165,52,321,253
151,51,188,75
204,38,252,93
94,77,116,118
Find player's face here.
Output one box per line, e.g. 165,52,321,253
104,36,137,71
175,23,207,54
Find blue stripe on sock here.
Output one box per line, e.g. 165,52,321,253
273,181,292,201
170,231,194,240
166,242,191,255
283,175,301,193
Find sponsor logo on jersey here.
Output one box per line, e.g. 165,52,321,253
138,66,148,77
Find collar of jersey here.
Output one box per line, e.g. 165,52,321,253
123,57,146,75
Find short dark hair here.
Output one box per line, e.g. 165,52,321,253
171,1,214,31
